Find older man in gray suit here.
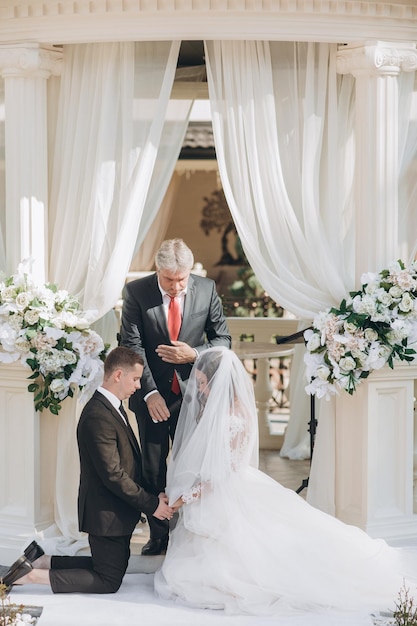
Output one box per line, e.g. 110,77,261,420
120,238,231,555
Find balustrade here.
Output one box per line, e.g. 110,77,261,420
227,317,299,449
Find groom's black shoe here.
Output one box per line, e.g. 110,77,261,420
141,537,168,556
2,556,33,592
24,541,45,563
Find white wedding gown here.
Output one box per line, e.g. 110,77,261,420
154,348,417,617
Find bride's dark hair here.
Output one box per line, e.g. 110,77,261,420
197,350,223,383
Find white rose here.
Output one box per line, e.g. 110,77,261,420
307,333,321,352
339,356,356,372
350,347,365,364
352,294,378,317
316,365,331,381
378,344,392,360
364,328,378,342
376,290,393,307
1,286,16,300
24,309,40,326
63,350,77,365
389,285,403,299
74,318,91,330
344,322,357,335
54,311,79,329
15,291,32,309
50,377,70,397
399,293,414,313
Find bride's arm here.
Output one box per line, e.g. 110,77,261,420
171,480,214,511
170,484,201,511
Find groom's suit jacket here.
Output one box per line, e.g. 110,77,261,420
120,272,231,413
77,390,159,536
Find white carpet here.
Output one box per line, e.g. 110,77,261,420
7,571,392,626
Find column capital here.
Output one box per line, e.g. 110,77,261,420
0,43,62,79
336,41,417,77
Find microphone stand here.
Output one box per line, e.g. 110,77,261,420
275,328,315,495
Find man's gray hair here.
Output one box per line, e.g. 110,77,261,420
155,239,194,273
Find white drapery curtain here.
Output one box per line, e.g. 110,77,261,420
205,40,417,513
399,72,417,260
205,41,356,320
49,42,190,319
45,41,192,546
205,41,356,472
130,171,183,271
0,76,5,271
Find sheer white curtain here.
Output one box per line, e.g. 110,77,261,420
131,172,183,271
205,40,417,515
399,71,417,261
0,76,5,271
49,42,189,318
205,41,355,476
45,41,191,547
205,41,355,319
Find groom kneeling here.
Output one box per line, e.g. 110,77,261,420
1,347,173,594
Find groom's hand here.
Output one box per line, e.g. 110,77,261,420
153,497,174,521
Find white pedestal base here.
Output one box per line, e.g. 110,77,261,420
334,361,417,543
0,364,58,563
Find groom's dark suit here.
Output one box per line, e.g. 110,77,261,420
49,390,160,593
120,272,230,539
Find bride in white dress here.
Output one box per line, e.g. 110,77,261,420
154,347,417,617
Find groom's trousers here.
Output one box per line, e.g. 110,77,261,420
49,534,131,594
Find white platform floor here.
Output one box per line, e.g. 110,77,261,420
3,449,396,626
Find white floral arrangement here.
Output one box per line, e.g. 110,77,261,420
304,260,417,399
0,262,108,414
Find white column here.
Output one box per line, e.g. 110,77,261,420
0,43,62,283
337,41,417,279
0,364,59,563
328,42,417,542
0,45,62,562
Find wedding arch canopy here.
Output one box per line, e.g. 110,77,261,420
0,35,417,546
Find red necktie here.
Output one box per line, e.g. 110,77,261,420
168,296,181,394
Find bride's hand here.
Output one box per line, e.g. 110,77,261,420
171,497,184,512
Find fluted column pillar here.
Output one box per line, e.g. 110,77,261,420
313,43,417,542
337,41,417,280
0,45,62,563
0,43,62,283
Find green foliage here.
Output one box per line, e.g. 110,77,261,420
223,266,283,318
392,583,417,625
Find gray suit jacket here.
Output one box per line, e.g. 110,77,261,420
120,272,231,407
